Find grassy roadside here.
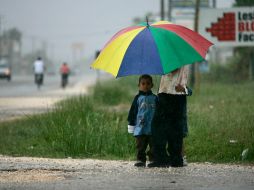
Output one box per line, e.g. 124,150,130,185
0,77,253,163
186,81,254,163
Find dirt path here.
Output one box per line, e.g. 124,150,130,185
0,156,253,190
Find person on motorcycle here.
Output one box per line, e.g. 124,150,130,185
33,57,45,87
60,62,70,88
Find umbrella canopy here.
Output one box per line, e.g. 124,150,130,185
91,21,213,77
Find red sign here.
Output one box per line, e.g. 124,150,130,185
206,13,235,41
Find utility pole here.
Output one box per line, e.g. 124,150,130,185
160,0,165,20
191,0,201,90
194,0,200,32
168,0,172,21
212,0,216,8
0,15,2,56
31,36,35,55
249,50,254,81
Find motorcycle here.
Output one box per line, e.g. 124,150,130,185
61,74,68,88
35,74,43,89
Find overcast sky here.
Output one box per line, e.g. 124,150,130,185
0,0,235,63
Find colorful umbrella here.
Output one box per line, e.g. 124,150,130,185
91,21,213,77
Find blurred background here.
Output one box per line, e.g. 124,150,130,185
0,0,254,162
0,0,242,78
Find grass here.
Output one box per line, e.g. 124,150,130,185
0,96,134,159
0,76,253,163
186,81,254,163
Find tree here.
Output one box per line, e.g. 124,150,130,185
234,0,254,6
1,28,22,55
5,28,22,42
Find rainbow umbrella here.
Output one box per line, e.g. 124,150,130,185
91,21,213,77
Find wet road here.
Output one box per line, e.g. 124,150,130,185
0,74,96,121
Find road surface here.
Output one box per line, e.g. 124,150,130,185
0,73,96,121
0,156,253,190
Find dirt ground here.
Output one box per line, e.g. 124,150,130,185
0,156,253,190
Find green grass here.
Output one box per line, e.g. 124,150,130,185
186,82,254,163
0,77,253,163
0,96,135,159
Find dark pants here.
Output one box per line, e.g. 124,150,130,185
34,74,43,85
151,93,186,165
61,74,69,87
135,135,153,162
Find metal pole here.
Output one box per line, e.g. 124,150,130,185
249,50,254,81
0,15,2,55
161,0,165,20
168,0,172,21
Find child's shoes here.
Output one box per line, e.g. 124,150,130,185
183,156,188,166
147,161,169,168
134,161,146,167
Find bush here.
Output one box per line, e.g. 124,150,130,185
203,51,253,83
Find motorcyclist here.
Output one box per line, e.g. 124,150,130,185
33,57,45,88
60,62,70,88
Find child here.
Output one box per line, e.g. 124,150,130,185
148,66,191,168
127,74,158,167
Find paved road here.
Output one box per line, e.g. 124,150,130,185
0,73,96,121
0,156,253,190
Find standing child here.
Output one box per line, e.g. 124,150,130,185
148,65,191,168
127,74,158,167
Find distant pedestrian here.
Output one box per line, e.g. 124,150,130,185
148,65,192,168
127,74,158,167
33,57,45,88
60,62,70,88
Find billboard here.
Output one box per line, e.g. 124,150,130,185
172,8,195,29
199,8,254,47
172,0,209,7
